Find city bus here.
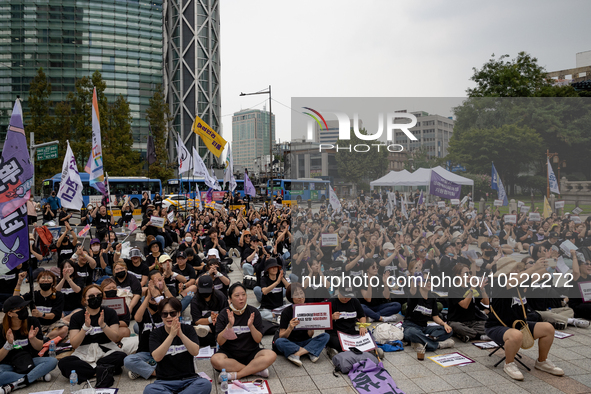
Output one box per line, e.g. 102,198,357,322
267,178,330,203
42,173,162,209
165,179,245,202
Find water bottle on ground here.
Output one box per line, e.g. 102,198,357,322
220,368,228,393
49,340,56,358
69,370,77,393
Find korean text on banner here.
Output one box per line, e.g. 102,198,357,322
90,88,106,195
191,114,227,158
0,204,28,275
429,171,461,200
338,331,377,352
292,303,333,330
150,216,165,228
321,234,338,247
57,141,84,210
0,99,33,218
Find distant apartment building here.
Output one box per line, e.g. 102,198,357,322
390,111,454,157
231,108,276,170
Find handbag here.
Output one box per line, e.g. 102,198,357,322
490,289,534,349
11,349,35,374
243,275,257,290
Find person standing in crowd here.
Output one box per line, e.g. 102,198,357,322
0,296,58,393
211,283,276,381
46,190,61,216
26,195,37,226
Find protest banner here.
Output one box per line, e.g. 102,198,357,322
338,331,377,352
150,216,165,228
528,212,541,222
554,200,565,209
578,281,591,303
427,352,474,367
321,233,339,247
292,302,332,330
102,297,128,317
520,205,530,213
450,199,460,205
494,199,503,207
437,201,446,208
571,215,582,224
504,214,516,224
572,207,583,215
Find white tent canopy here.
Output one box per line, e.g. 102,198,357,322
369,170,412,189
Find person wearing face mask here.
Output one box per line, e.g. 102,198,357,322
144,297,211,394
499,222,527,254
14,271,67,342
100,278,132,340
447,264,490,342
211,283,276,381
113,246,149,287
0,296,58,393
57,285,126,383
73,246,98,288
56,222,78,265
111,262,142,316
479,242,500,274
178,232,197,253
190,274,229,347
124,270,171,380
56,260,84,321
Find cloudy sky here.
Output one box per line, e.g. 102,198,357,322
219,0,590,145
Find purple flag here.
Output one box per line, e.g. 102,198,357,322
349,359,406,394
429,171,461,200
0,204,29,275
244,170,256,197
0,100,33,218
205,188,213,203
418,190,424,205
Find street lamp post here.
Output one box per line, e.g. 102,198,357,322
240,86,273,183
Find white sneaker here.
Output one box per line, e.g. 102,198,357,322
573,319,590,328
411,342,424,351
367,317,375,323
128,370,141,380
438,338,455,349
287,354,302,367
535,359,564,376
381,315,400,323
376,348,384,359
504,362,524,380
480,335,491,341
309,354,320,363
36,373,52,382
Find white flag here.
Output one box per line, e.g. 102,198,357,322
57,141,84,210
223,144,237,192
194,183,203,211
192,147,208,178
547,158,560,194
387,192,396,218
177,134,191,174
329,185,341,212
207,167,221,191
401,194,408,219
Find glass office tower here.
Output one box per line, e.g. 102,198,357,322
0,0,164,154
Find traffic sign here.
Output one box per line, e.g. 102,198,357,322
37,144,58,161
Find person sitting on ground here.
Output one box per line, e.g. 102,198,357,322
57,285,127,383
485,257,564,381
568,238,591,321
113,246,149,287
200,258,231,298
402,271,455,352
143,297,212,394
100,278,132,340
258,258,290,321
14,271,68,342
56,259,84,323
358,258,401,322
158,255,196,312
124,270,167,380
274,282,330,367
301,256,330,303
0,296,58,393
211,283,277,381
326,285,368,359
447,263,489,342
190,274,229,347
112,262,142,316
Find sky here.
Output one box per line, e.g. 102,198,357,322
219,0,591,146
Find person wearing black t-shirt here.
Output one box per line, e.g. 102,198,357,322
113,246,149,287
274,283,330,367
124,271,170,380
0,264,23,309
141,192,151,215
325,286,368,358
144,297,211,394
112,262,142,315
145,240,163,271
0,296,58,392
57,284,127,382
100,278,133,340
515,222,534,247
201,259,231,297
402,272,454,352
211,283,277,381
568,240,591,320
358,259,401,322
56,260,84,319
485,258,564,381
118,202,134,227
73,247,97,288
259,259,289,321
190,274,229,347
91,205,115,241
56,222,78,265
447,264,489,342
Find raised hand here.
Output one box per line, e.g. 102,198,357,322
227,310,235,327
84,311,91,327
170,318,180,337
247,312,255,328
6,329,14,344
28,325,39,340
98,310,105,328
18,272,27,283
289,318,300,329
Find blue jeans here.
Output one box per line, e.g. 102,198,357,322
0,357,58,386
124,352,155,380
155,235,165,251
402,321,453,352
362,302,401,321
181,295,192,312
243,263,255,276
143,376,212,394
275,333,330,357
254,287,287,304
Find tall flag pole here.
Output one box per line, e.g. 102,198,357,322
0,99,32,275
491,162,508,206
90,87,106,196
329,185,341,212
57,141,84,210
547,157,560,196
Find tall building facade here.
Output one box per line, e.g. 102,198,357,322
232,108,275,170
0,0,164,152
391,111,454,157
163,0,221,165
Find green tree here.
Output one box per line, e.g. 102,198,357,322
447,124,543,194
103,94,140,175
335,129,388,188
26,68,56,191
403,146,444,171
467,52,553,97
145,85,174,181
